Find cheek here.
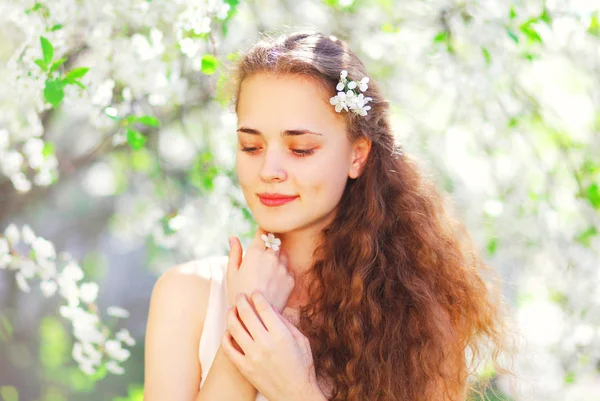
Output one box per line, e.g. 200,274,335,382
302,154,349,198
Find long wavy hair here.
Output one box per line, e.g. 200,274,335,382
225,30,509,401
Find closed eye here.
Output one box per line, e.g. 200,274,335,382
240,147,315,157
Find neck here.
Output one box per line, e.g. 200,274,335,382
270,209,336,309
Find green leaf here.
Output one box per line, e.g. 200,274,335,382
589,12,600,37
509,5,516,20
487,237,498,255
126,128,147,150
200,54,219,75
34,58,48,71
42,142,55,157
506,28,519,44
0,386,18,401
43,79,65,107
49,57,67,74
40,36,54,65
135,115,160,127
564,371,575,384
540,8,552,25
584,183,600,209
433,31,448,43
520,21,543,43
65,67,89,80
49,24,63,31
575,226,598,247
481,47,491,64
40,317,68,369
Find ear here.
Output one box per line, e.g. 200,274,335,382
348,137,372,179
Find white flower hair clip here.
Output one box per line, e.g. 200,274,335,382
329,70,373,117
261,232,281,251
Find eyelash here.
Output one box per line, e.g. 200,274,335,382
240,147,315,157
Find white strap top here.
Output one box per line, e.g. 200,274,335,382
197,255,269,401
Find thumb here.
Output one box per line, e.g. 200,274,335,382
226,236,242,278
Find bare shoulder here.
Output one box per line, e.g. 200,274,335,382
144,256,226,400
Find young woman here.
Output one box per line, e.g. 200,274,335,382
144,30,507,401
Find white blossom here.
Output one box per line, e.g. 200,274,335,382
10,172,31,193
79,282,99,304
4,224,20,246
40,280,58,297
61,262,84,282
0,238,10,269
107,306,130,319
2,151,23,176
116,328,136,346
261,233,281,252
15,272,30,292
21,225,36,245
106,360,125,375
104,340,131,362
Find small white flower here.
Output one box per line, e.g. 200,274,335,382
34,169,53,186
79,282,99,304
261,233,281,252
62,262,84,282
32,237,56,261
106,360,125,375
81,341,103,363
19,260,37,279
79,361,96,375
358,77,369,92
23,138,44,156
2,151,23,176
0,129,9,151
0,238,10,269
330,92,349,113
331,71,372,117
21,225,36,245
58,275,80,305
40,280,58,297
107,306,130,319
116,329,136,346
4,224,20,246
105,340,131,362
16,272,30,292
11,173,31,193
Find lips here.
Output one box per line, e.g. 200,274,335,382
257,193,299,206
257,193,298,200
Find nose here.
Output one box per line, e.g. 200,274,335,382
260,146,287,182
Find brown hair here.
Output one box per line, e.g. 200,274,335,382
226,29,509,401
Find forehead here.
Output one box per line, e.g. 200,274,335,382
237,73,346,136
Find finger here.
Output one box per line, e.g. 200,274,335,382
221,330,246,368
249,226,269,251
278,310,305,343
226,236,242,285
250,291,287,333
236,293,269,342
231,236,242,267
226,306,255,353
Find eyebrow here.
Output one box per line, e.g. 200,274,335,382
236,126,324,137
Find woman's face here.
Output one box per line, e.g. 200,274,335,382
235,73,368,234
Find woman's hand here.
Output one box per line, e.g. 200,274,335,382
227,227,295,313
222,291,324,401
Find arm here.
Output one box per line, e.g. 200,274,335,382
195,344,258,401
143,260,259,401
144,262,208,400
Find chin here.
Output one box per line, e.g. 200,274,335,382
254,213,301,234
